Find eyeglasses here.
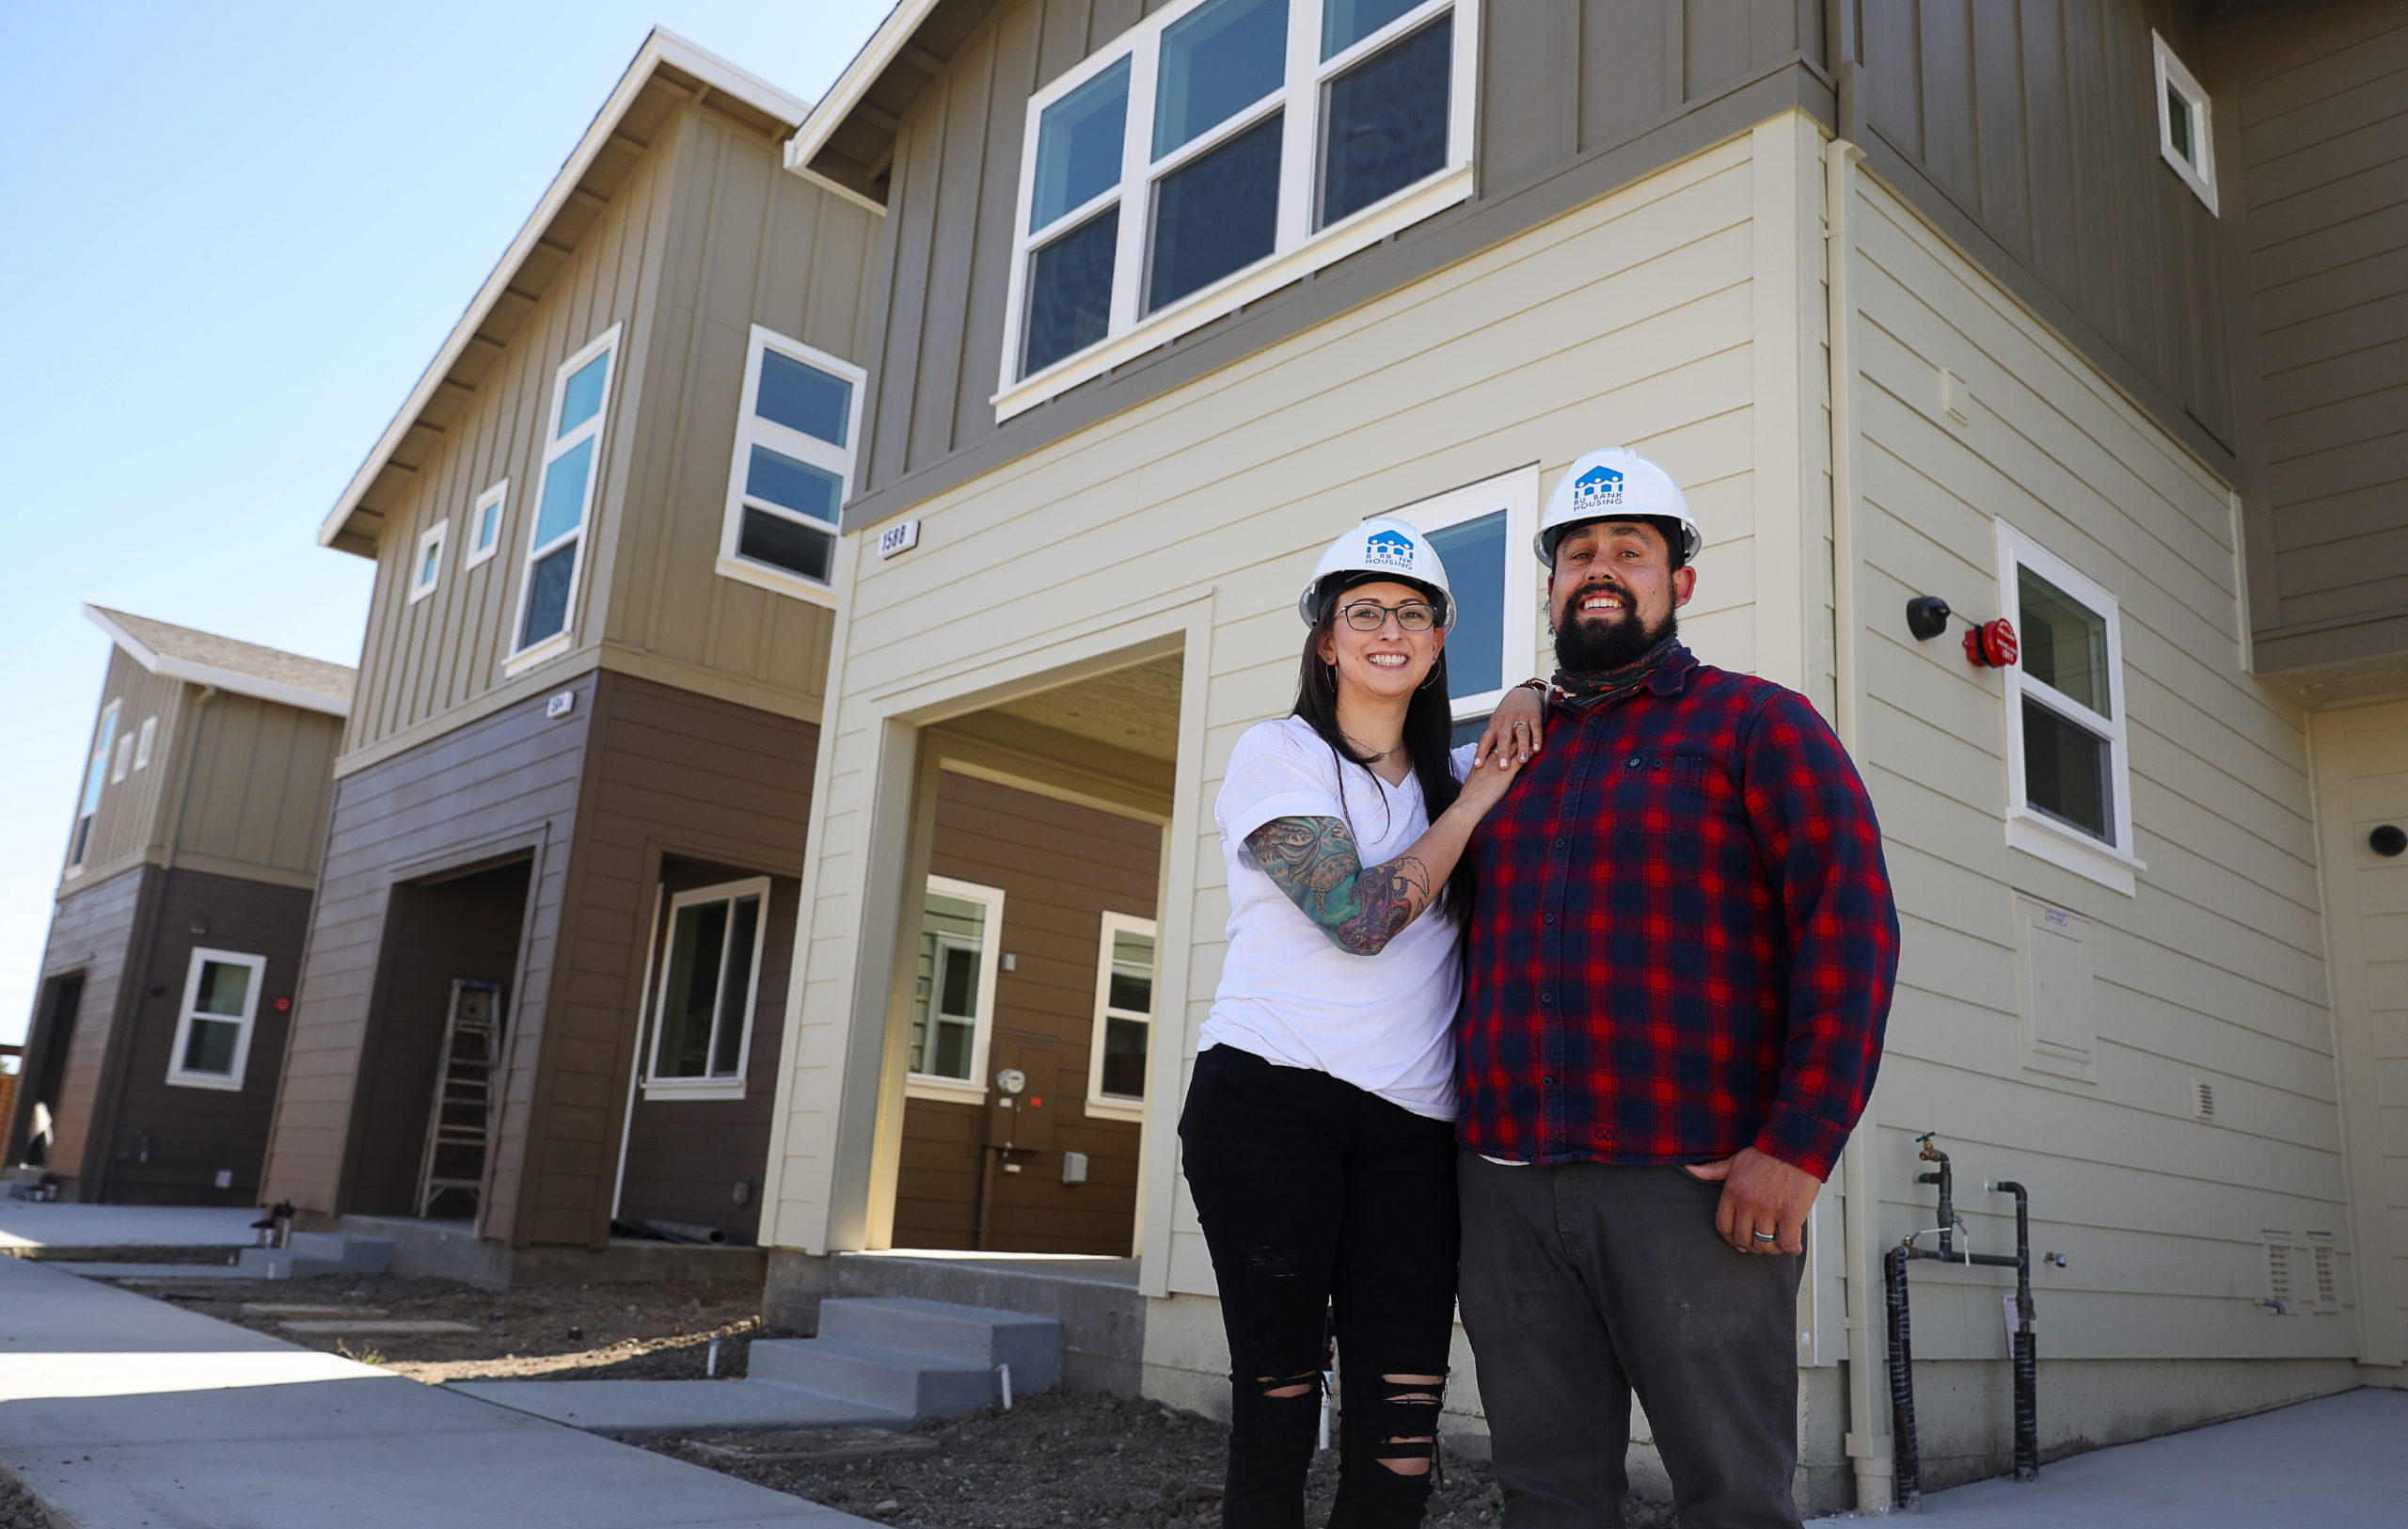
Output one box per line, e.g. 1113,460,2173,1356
1337,599,1439,632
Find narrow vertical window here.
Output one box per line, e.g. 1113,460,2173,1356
644,879,768,1096
1999,521,2142,893
2152,33,2217,213
68,703,119,871
166,948,266,1091
411,519,448,605
465,481,507,569
133,715,157,771
1085,912,1158,1119
905,876,1007,1103
512,327,620,659
111,730,135,783
717,327,865,604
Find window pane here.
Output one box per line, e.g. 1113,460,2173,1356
1450,715,1486,750
476,501,500,550
1107,929,1156,1013
2166,86,2193,164
1323,0,1423,57
182,1017,240,1076
533,438,594,547
756,350,852,445
737,509,835,583
711,895,760,1077
938,943,979,1018
520,544,577,646
1032,57,1131,231
1320,15,1451,227
933,1017,974,1079
1101,1014,1149,1098
746,445,843,523
1154,0,1290,158
193,960,252,1018
657,900,731,1078
2018,566,2111,717
559,352,610,437
1425,510,1505,700
2023,696,2113,842
1024,207,1119,375
418,541,439,588
912,892,989,1077
1149,112,1282,312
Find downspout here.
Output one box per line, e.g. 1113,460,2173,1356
1824,135,1889,1514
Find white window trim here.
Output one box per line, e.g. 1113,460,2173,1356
641,876,771,1102
111,732,134,784
134,715,157,772
508,323,623,661
165,947,266,1092
68,701,120,875
714,325,865,609
464,480,508,570
995,0,1481,422
1997,519,2145,897
2153,33,2217,215
1085,910,1157,1123
906,874,1008,1106
1391,463,1541,726
411,518,449,604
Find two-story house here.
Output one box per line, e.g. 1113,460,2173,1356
757,0,2408,1511
6,607,349,1205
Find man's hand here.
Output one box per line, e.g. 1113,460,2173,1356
1684,1148,1819,1255
1472,684,1547,771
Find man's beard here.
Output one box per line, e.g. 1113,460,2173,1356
1553,587,1677,672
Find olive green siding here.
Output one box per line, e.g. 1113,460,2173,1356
59,648,187,891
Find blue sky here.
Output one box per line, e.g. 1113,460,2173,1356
0,1,897,1045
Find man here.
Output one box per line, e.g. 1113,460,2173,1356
1457,447,1899,1527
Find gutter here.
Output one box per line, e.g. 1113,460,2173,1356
1825,133,1891,1514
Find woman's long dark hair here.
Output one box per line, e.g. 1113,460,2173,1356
1291,577,1475,924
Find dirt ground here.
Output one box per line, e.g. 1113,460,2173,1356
0,1470,44,1529
642,1391,1676,1529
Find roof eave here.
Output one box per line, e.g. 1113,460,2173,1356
783,0,942,182
84,606,354,719
317,28,812,553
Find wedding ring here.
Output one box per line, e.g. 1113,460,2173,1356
1751,1230,1779,1243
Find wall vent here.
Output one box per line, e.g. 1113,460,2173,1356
2306,1232,2341,1314
2192,1077,2215,1121
2262,1233,2297,1312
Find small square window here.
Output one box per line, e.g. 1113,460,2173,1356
465,481,507,569
411,518,448,604
717,327,864,604
2152,33,2216,214
134,715,156,771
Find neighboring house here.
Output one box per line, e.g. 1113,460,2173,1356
248,29,1156,1280
758,0,2408,1511
4,607,349,1205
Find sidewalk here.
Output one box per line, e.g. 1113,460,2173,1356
1806,1386,2408,1527
0,1257,872,1528
0,1202,259,1248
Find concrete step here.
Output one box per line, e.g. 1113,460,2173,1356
746,1336,998,1419
816,1297,1062,1390
238,1234,390,1280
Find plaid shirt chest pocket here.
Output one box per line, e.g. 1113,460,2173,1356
1604,754,1709,839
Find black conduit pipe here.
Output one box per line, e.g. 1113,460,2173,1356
1884,1245,1921,1510
1991,1180,2039,1482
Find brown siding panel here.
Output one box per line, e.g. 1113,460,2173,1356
23,868,151,1198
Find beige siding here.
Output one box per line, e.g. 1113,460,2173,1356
602,106,882,713
2311,698,2408,1366
1846,168,2349,1362
58,650,186,891
167,692,342,883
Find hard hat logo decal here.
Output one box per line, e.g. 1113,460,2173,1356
1571,466,1624,511
1363,529,1417,570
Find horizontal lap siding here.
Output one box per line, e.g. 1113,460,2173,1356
25,868,150,1196
2214,0,2408,669
1849,172,2345,1362
775,132,1783,1266
893,771,1158,1255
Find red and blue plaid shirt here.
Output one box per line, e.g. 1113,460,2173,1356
1457,647,1898,1180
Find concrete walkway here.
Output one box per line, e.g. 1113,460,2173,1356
1805,1387,2408,1526
0,1202,259,1248
0,1257,873,1528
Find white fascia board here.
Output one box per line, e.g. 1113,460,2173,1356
783,0,941,175
83,606,352,718
316,28,813,551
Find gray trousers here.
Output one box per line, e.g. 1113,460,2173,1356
1456,1154,1805,1529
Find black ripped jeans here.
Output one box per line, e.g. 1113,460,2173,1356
1179,1044,1461,1529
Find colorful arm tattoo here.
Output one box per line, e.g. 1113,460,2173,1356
1242,815,1434,956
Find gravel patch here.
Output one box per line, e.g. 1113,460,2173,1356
4,1244,242,1266
0,1467,55,1529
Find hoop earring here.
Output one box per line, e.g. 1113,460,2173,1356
1418,667,1443,692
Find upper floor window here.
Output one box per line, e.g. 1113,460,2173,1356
1001,0,1478,418
465,481,507,570
411,518,448,605
1085,912,1157,1122
68,702,119,872
2153,33,2216,215
644,878,769,1100
1999,521,2144,895
1395,465,1540,746
134,715,157,772
716,327,864,609
906,875,1006,1106
510,326,621,668
166,948,265,1091
111,726,135,784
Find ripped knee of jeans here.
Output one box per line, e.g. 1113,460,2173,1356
1360,1372,1447,1479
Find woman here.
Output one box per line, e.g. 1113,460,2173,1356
1180,518,1529,1529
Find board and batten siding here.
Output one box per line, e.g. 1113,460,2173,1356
843,0,1826,519
57,650,186,892
768,113,1830,1304
165,691,342,886
2212,0,2408,672
1845,167,2351,1365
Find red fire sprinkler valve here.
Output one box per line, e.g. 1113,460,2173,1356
1964,618,2020,669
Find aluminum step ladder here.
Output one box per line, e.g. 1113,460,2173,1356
415,979,502,1218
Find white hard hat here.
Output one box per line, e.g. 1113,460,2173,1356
1534,448,1702,567
1296,517,1457,629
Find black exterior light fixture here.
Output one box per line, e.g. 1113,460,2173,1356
2372,824,2406,858
1906,596,1953,641
1906,594,2019,668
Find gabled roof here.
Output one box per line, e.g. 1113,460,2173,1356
318,29,812,555
784,0,993,210
87,606,356,718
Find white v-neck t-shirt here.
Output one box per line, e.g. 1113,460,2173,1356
1201,716,1471,1122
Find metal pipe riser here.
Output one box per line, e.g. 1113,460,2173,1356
1883,1246,1922,1510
